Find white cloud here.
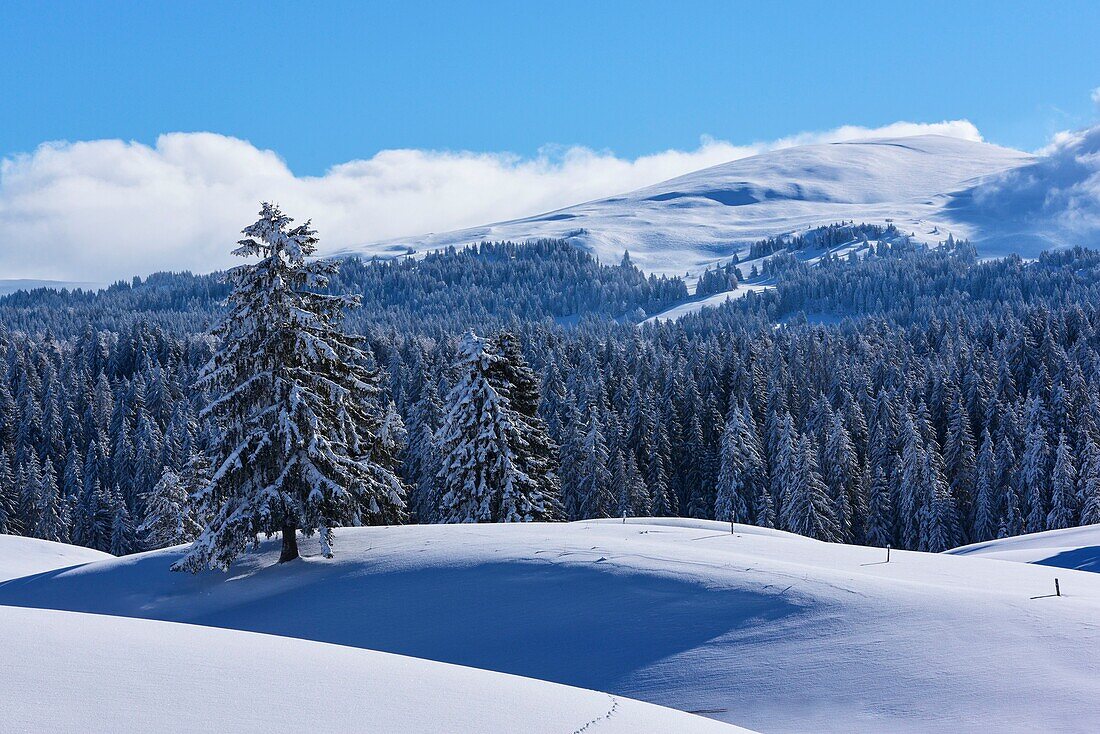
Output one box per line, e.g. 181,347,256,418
1093,86,1100,107
0,120,983,282
969,125,1100,247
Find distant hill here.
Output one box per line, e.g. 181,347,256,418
0,279,103,296
335,134,1035,275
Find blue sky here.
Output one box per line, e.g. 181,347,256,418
1,1,1098,282
3,0,1098,174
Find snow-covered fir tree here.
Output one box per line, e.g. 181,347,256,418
1020,398,1051,534
864,465,893,547
404,376,443,523
919,442,960,552
562,402,614,520
33,460,64,542
612,447,649,518
972,429,999,542
174,204,406,572
110,496,135,556
822,413,859,543
784,435,840,541
486,332,562,518
436,331,560,523
1080,437,1100,526
714,402,759,525
1046,433,1078,530
139,469,201,550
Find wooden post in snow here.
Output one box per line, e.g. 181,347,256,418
886,544,891,563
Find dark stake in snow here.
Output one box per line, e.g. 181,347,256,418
173,203,406,572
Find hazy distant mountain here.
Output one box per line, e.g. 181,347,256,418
0,279,103,296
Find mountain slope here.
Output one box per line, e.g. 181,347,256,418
0,603,744,733
336,135,1033,275
3,519,1098,733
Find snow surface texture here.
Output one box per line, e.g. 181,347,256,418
334,134,1041,276
0,534,111,582
0,603,744,734
3,519,1099,733
948,523,1100,573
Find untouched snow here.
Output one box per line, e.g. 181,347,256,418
334,135,1034,276
0,535,112,582
0,604,744,734
3,519,1099,733
947,524,1100,573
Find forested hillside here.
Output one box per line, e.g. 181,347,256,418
2,230,1099,556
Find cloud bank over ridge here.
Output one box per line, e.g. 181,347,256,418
0,120,983,281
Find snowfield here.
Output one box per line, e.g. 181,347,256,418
0,603,745,734
334,134,1035,276
3,519,1099,733
947,523,1100,573
0,534,112,582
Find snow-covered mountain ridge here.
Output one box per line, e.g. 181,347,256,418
335,128,1100,277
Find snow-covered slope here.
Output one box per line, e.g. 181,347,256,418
3,519,1098,733
947,523,1100,573
0,604,743,734
642,282,775,323
335,135,1034,275
0,535,112,582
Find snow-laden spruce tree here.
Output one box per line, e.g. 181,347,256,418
1079,437,1100,526
487,331,562,514
1046,433,1078,530
139,469,201,550
972,429,999,542
785,435,840,542
174,203,405,571
864,465,893,547
715,402,760,525
576,408,614,519
436,331,560,523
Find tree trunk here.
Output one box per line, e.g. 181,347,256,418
279,525,300,563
